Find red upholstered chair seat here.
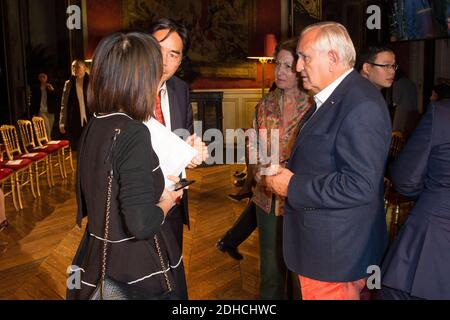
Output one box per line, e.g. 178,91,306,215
0,167,14,180
31,144,61,153
16,152,47,162
56,140,69,147
1,158,33,170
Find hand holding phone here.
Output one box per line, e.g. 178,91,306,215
172,179,195,191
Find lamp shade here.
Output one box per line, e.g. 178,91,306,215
264,33,277,58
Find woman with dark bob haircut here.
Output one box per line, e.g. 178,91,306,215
67,32,187,300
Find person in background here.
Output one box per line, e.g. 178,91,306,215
358,46,397,123
266,22,391,300
241,38,312,299
430,83,450,102
67,32,187,300
380,93,450,300
30,72,58,138
216,71,307,265
392,68,420,141
59,59,90,150
358,46,397,91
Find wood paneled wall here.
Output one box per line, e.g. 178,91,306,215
192,89,262,144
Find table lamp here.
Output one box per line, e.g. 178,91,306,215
248,33,278,97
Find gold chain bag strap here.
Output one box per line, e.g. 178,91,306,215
89,128,175,300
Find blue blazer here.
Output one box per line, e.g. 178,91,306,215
382,99,450,299
284,70,392,282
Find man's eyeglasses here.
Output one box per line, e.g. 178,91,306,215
368,62,398,71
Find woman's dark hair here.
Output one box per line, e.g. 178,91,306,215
149,18,190,56
274,38,300,72
87,32,162,122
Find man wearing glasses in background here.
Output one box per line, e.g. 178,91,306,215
358,46,398,90
358,46,420,142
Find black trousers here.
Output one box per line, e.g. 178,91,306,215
222,201,257,248
165,205,184,250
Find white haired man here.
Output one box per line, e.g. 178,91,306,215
266,22,392,300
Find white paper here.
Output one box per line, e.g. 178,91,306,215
47,140,61,144
144,118,198,188
6,160,23,165
22,153,39,158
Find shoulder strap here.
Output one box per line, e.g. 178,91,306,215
100,129,121,289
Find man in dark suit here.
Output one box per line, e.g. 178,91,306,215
59,59,90,150
266,22,392,299
380,97,450,300
148,18,207,250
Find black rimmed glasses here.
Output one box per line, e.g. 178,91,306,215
368,62,399,71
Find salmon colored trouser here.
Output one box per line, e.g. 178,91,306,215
298,275,366,300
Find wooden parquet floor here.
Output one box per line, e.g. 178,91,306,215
0,162,259,300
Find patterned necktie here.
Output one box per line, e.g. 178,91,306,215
154,90,165,126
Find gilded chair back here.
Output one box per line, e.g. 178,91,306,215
0,125,23,160
389,131,404,160
32,116,49,146
17,120,37,153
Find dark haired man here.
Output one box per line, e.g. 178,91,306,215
147,18,207,250
358,46,397,90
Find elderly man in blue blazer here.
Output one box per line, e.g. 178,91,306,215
266,22,392,300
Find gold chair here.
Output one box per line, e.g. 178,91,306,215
384,131,415,242
0,145,19,211
17,119,54,187
32,116,73,178
388,131,404,160
0,125,37,209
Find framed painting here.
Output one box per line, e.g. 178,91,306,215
289,0,322,36
123,0,257,79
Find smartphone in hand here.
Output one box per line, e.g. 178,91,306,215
172,179,195,191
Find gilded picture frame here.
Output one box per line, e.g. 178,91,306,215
290,0,322,36
123,0,257,79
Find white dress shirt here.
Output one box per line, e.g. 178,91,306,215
314,68,353,110
76,79,87,126
40,85,48,113
159,82,171,131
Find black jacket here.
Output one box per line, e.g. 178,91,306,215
30,83,58,115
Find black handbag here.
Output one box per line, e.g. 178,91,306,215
89,128,176,300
